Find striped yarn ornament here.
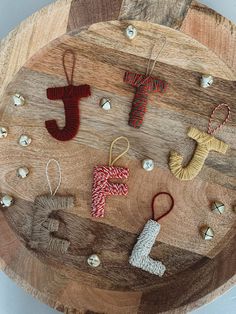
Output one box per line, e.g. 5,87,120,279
124,71,167,128
91,166,129,218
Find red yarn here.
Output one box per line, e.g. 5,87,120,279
46,84,91,141
92,166,129,218
152,192,174,222
124,71,168,129
45,50,91,141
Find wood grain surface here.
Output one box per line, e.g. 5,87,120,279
0,0,235,313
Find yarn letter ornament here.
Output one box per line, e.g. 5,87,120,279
91,137,130,218
124,38,168,128
129,192,174,276
29,159,74,254
45,50,91,141
169,104,231,181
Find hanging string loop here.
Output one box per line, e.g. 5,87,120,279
62,49,76,85
146,35,167,77
109,136,130,166
152,192,174,222
207,103,231,135
46,159,62,196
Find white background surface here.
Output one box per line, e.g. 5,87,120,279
0,1,235,313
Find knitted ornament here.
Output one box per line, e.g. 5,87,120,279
124,38,168,128
129,192,174,276
29,159,74,254
169,104,230,181
45,50,91,141
91,136,130,218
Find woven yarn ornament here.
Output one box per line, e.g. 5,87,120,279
129,192,174,276
169,104,230,181
29,159,74,254
124,38,168,129
45,50,91,141
91,136,130,218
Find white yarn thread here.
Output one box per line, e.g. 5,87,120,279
129,219,166,277
46,159,62,196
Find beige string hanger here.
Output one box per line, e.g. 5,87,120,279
46,159,62,196
146,35,167,77
109,136,130,166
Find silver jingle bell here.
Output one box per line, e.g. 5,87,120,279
0,127,8,139
87,254,101,268
17,167,30,179
100,98,111,111
12,93,25,106
125,25,138,40
1,195,14,208
200,226,214,240
142,159,154,171
211,201,225,214
200,75,213,88
19,135,32,147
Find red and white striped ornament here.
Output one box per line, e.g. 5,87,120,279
91,137,130,218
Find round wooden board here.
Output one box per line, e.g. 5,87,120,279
0,0,236,313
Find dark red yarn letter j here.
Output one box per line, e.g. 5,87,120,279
45,50,91,141
124,72,167,129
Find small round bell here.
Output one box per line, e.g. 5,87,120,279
100,98,111,111
200,226,214,240
87,254,101,268
17,167,30,179
19,135,32,147
125,25,137,40
142,159,154,171
0,127,8,139
211,201,225,214
200,75,213,88
12,93,25,106
1,195,14,208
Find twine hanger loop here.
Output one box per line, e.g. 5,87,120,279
109,136,130,166
46,159,62,196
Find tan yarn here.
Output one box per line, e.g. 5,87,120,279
29,195,74,254
169,127,229,181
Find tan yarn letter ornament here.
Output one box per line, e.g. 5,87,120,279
169,104,230,181
29,159,74,254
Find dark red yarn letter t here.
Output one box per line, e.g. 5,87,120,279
45,50,91,141
124,72,167,129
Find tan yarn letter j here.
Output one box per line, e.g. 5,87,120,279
169,104,230,181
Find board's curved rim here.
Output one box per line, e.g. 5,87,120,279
0,0,235,313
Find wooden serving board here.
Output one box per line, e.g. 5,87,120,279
0,0,236,313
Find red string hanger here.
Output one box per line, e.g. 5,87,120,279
124,37,168,129
45,50,91,141
151,192,174,222
207,103,231,135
